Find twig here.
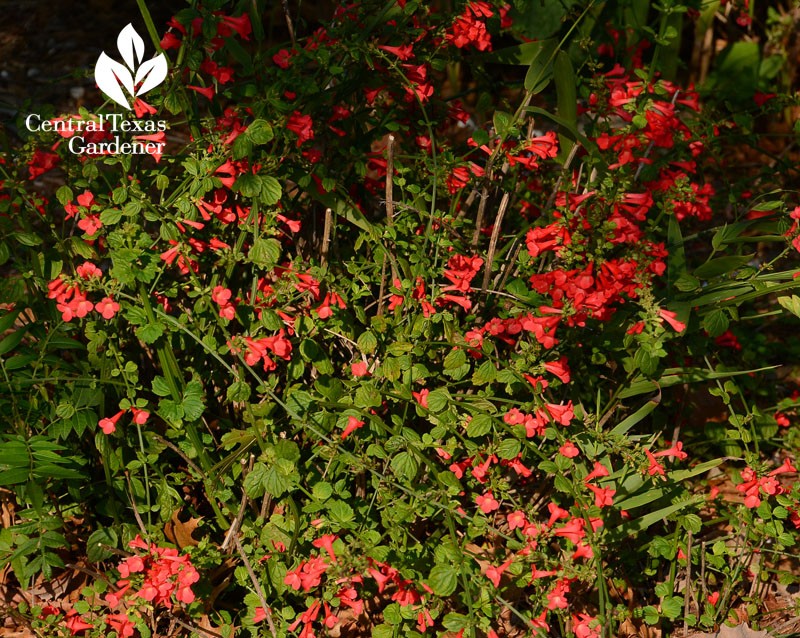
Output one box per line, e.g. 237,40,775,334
221,455,254,552
684,529,692,637
123,470,149,539
280,0,296,47
384,135,399,281
170,616,224,638
471,186,490,248
480,191,511,294
377,257,388,316
321,207,332,268
234,536,278,638
153,434,206,479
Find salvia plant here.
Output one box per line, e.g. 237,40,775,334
1,0,800,636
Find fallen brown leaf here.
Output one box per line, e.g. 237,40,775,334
164,509,203,549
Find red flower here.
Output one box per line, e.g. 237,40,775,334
96,297,120,320
341,416,365,440
658,308,686,332
28,148,60,180
187,85,215,100
131,408,150,425
351,361,368,377
312,534,338,562
543,356,570,383
99,410,124,434
287,111,315,147
584,461,610,482
273,49,292,68
476,491,499,513
559,441,579,458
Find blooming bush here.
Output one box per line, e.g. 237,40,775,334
2,0,800,636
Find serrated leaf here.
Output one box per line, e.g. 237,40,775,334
466,414,492,437
702,309,729,337
260,176,282,206
391,451,418,481
428,564,459,596
245,119,274,144
249,237,281,268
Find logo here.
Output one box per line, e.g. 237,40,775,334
95,24,167,110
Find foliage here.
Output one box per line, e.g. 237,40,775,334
2,0,800,636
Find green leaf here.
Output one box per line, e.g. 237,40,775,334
15,232,43,247
425,389,449,413
264,462,292,498
244,462,267,499
524,39,559,93
249,237,281,268
260,176,282,206
610,395,660,435
493,111,513,137
56,185,73,206
151,376,171,397
183,380,205,421
391,451,418,481
159,399,184,423
496,438,521,460
99,208,123,225
245,119,274,144
136,323,164,344
428,564,459,596
0,308,21,336
87,528,118,562
329,500,354,525
227,381,251,403
235,174,261,198
694,255,753,280
443,348,467,370
0,327,25,356
702,309,729,337
554,50,577,159
357,331,378,354
466,414,492,437
778,295,800,319
661,595,683,620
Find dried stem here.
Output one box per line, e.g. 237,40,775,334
234,535,278,638
321,207,332,268
684,529,692,637
384,135,399,281
123,470,149,539
280,0,296,47
480,191,511,294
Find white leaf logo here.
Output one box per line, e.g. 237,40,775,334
94,23,167,110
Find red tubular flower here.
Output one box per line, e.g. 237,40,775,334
99,410,124,434
312,534,338,562
546,502,569,527
652,441,688,460
645,449,666,476
341,416,364,440
559,441,579,458
131,408,150,425
587,484,616,508
543,356,571,383
187,85,215,100
584,461,610,482
475,491,499,513
485,558,512,587
658,308,686,332
95,297,120,319
287,111,314,147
